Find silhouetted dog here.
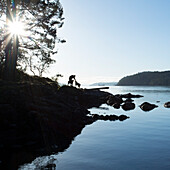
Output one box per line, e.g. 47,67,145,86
75,81,81,88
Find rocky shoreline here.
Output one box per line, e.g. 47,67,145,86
0,79,169,169
0,80,127,169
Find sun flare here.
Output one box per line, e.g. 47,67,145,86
8,21,25,36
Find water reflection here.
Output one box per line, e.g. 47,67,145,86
94,106,109,110
18,115,129,170
16,86,170,169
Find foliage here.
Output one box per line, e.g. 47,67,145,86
117,71,170,86
0,0,65,76
51,73,63,82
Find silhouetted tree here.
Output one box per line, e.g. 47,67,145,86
0,0,65,80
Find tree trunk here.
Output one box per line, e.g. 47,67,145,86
12,0,19,79
4,0,18,81
4,0,12,80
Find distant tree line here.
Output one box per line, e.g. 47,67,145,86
117,71,170,86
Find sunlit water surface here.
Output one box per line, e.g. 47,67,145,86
20,86,170,170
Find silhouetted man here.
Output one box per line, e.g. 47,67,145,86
68,75,76,86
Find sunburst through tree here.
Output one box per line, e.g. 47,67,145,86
0,0,65,80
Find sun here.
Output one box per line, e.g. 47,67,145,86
8,21,25,36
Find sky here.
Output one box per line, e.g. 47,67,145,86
47,0,170,85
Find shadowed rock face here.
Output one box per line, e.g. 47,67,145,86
140,102,158,111
0,82,129,169
164,102,170,108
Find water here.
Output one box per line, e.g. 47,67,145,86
20,86,170,170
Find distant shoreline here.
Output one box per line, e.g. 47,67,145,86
117,70,170,86
90,82,117,86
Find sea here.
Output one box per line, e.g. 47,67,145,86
20,86,170,170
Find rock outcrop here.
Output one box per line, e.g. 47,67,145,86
140,102,158,111
0,80,129,169
122,102,135,111
106,95,123,106
164,102,170,108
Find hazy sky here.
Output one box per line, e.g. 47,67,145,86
47,0,170,85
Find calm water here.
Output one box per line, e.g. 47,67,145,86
20,86,170,170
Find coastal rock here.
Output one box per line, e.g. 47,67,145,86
0,81,113,169
91,114,129,121
121,93,143,98
112,103,120,109
106,95,123,105
164,102,170,108
122,102,135,111
140,102,158,111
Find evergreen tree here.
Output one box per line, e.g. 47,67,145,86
0,0,65,80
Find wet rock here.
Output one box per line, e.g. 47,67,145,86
122,102,135,111
164,102,170,108
107,95,123,105
112,103,120,109
121,93,143,98
140,102,158,111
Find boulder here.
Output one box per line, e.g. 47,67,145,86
122,102,135,111
164,102,170,108
140,102,158,111
112,103,120,109
107,95,123,105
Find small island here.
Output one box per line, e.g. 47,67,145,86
117,71,170,86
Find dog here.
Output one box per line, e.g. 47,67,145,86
75,80,81,88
